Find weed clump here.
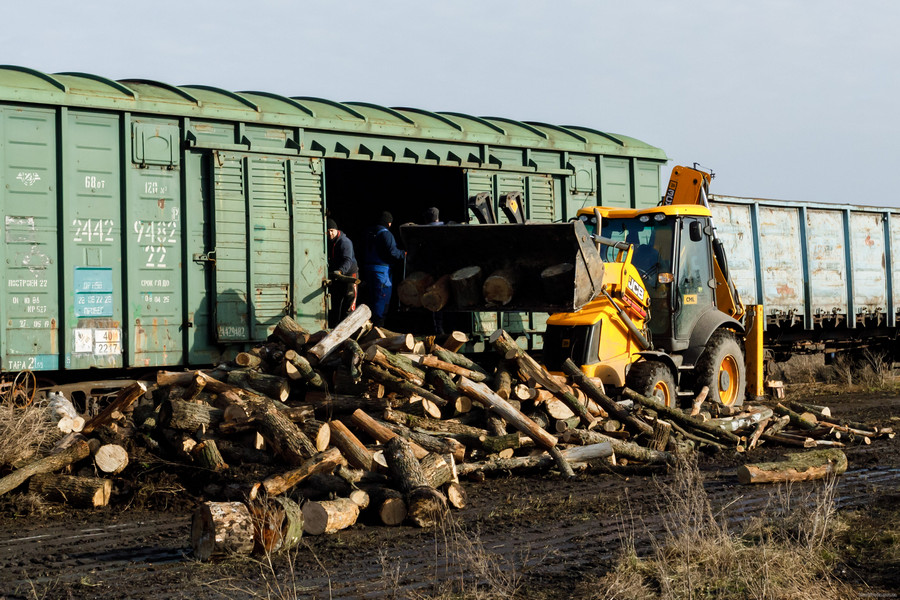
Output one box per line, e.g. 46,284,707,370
592,455,856,600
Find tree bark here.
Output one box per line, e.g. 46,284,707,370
192,501,254,561
623,387,742,445
737,449,848,484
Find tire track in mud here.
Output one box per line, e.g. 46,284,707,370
0,465,897,599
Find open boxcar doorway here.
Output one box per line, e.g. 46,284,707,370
322,159,468,333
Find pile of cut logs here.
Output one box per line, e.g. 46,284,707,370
0,304,894,561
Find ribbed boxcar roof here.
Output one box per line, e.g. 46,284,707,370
0,65,667,160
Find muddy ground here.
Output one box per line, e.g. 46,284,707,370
1,387,898,600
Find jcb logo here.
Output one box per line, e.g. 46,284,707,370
627,276,645,302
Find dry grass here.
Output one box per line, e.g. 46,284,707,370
0,397,58,469
591,455,857,600
401,511,525,600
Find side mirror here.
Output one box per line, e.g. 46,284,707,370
689,221,703,242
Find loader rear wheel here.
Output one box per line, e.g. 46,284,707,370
696,330,745,407
626,360,676,408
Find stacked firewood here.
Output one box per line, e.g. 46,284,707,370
1,304,895,560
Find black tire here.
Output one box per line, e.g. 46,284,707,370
695,330,746,407
626,360,676,407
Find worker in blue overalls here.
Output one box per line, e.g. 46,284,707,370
361,211,405,326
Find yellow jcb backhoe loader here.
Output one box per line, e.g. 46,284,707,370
400,166,764,407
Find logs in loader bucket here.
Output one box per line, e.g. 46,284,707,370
399,220,605,313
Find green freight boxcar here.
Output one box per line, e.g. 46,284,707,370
0,65,667,373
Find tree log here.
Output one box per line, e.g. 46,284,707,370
0,437,91,497
398,271,434,308
363,486,407,526
562,359,653,436
362,363,447,407
493,362,513,400
445,481,467,509
272,315,310,352
623,387,742,445
422,274,452,312
737,449,848,484
302,419,331,452
450,266,483,307
303,498,360,535
441,331,468,353
81,381,148,435
483,268,518,306
492,331,596,429
260,447,345,497
562,428,674,465
29,473,112,508
192,501,254,561
350,409,428,459
226,370,290,402
417,354,486,383
159,399,223,431
328,419,374,470
94,443,129,475
307,304,372,364
191,440,229,472
257,408,318,466
284,350,327,389
431,345,487,376
458,443,613,476
366,345,426,384
384,437,447,528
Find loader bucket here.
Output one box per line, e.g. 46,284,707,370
400,220,605,313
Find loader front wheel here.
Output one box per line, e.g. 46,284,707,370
627,360,676,407
696,330,746,407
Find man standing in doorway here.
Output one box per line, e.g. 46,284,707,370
362,211,405,326
327,217,358,326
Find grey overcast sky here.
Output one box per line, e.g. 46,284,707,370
4,0,897,206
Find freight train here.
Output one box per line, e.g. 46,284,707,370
1,66,896,383
0,65,666,376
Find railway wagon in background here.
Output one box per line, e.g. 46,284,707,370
0,65,667,376
710,195,900,363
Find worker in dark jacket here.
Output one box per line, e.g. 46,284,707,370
361,211,405,326
327,218,359,326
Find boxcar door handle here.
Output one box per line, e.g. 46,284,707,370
192,249,217,264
